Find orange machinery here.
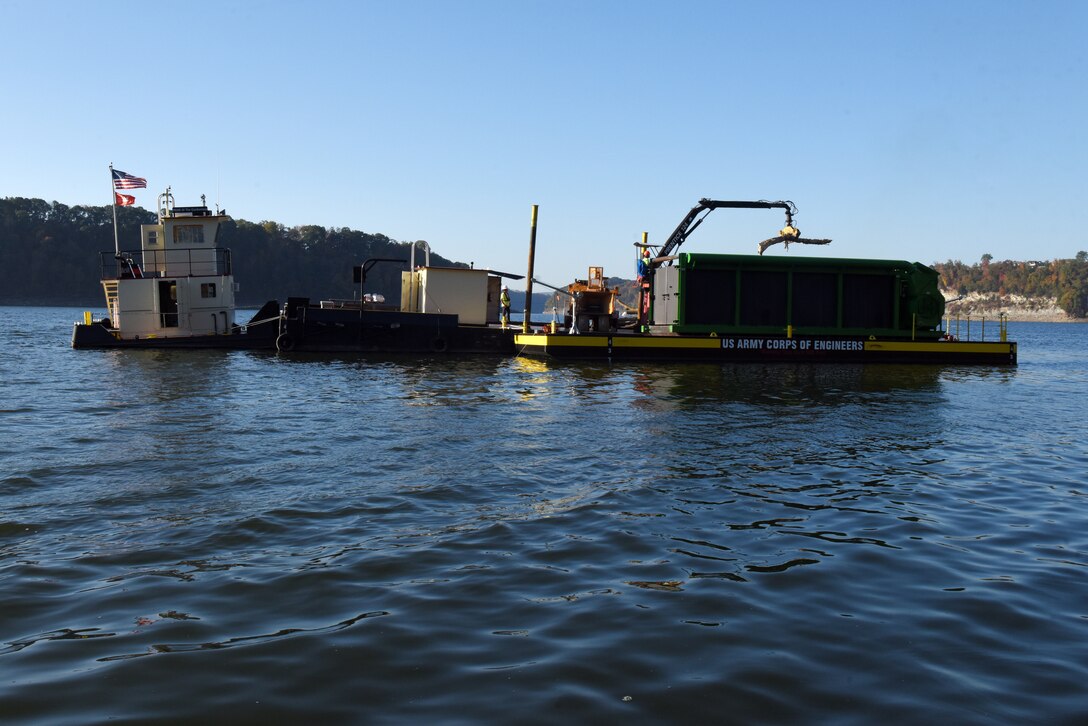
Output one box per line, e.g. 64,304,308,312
566,266,619,333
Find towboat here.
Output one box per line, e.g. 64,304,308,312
71,188,518,354
72,188,279,349
72,191,1016,365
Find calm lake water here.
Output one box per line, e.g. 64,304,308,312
2,306,1086,724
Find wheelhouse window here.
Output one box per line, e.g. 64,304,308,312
201,283,217,298
173,224,204,246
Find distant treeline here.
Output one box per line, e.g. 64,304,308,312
933,253,1088,317
5,197,1085,317
0,197,550,311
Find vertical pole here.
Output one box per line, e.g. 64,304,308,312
638,231,649,330
523,204,538,334
109,164,120,257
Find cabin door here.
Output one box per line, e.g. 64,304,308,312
158,280,179,328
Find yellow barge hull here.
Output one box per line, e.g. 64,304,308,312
514,333,1017,365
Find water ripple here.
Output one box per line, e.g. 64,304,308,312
1,312,1087,722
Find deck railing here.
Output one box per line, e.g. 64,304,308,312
100,248,232,279
943,312,1009,342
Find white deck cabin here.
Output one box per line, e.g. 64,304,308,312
105,190,236,339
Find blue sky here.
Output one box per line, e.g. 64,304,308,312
2,0,1085,289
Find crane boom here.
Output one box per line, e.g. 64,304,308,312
656,199,797,260
637,198,830,329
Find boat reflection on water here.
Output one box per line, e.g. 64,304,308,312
525,360,950,409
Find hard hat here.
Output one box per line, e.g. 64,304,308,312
502,284,508,290
643,248,651,256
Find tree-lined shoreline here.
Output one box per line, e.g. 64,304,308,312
934,254,1088,320
3,197,1085,320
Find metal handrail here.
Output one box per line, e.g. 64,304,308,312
944,312,1008,341
99,248,232,280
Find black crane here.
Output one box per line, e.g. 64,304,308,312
638,199,831,328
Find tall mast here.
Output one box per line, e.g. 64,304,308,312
109,163,120,257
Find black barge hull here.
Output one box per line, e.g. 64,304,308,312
71,301,281,350
273,298,516,355
72,323,277,350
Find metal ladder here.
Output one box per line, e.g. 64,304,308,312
102,281,119,325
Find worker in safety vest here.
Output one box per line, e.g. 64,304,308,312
637,248,652,280
638,248,653,331
500,285,511,328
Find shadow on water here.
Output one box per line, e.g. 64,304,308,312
622,362,946,407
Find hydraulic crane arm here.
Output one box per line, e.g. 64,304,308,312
657,199,798,260
637,197,831,328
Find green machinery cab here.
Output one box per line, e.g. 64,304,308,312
650,252,946,339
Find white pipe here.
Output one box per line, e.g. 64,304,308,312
412,240,431,269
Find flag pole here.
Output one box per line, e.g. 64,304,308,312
109,163,121,257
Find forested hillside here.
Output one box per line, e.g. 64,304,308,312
4,197,1086,318
933,253,1088,318
1,197,474,307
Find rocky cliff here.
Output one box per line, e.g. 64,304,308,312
942,291,1078,322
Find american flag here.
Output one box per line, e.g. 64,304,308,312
112,169,147,189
